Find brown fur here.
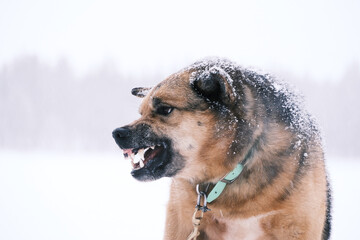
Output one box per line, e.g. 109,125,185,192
113,58,331,239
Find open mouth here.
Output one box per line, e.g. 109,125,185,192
122,144,165,170
112,126,179,181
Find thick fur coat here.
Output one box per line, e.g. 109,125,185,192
113,58,331,240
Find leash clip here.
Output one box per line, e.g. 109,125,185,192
195,184,211,212
186,184,211,240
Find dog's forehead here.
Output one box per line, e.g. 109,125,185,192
140,72,194,111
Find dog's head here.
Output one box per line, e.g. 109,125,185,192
113,65,241,182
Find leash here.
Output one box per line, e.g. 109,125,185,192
187,163,244,240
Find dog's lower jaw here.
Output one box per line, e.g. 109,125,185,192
131,146,185,181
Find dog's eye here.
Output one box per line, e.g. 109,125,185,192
156,106,174,116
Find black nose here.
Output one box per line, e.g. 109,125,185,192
112,127,132,147
112,127,131,139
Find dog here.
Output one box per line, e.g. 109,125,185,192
112,58,331,240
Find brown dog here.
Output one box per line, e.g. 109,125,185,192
112,58,331,239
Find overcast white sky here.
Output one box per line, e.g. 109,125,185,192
0,0,359,81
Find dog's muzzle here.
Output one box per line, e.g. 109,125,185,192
112,127,131,148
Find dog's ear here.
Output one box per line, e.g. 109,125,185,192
131,87,152,98
191,67,236,105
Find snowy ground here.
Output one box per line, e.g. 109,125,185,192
0,151,359,240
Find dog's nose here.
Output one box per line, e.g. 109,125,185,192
112,127,131,140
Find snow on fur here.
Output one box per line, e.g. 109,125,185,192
185,57,321,145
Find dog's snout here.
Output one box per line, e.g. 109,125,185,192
112,124,153,149
112,127,138,149
112,127,132,149
112,127,131,140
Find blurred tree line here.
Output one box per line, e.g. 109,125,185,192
0,56,359,157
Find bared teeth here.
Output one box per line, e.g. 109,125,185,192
123,145,158,170
139,159,144,168
130,148,146,170
137,149,145,160
133,153,142,164
145,146,155,155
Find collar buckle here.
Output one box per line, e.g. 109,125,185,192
220,177,237,184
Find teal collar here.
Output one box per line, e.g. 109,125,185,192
206,163,244,203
